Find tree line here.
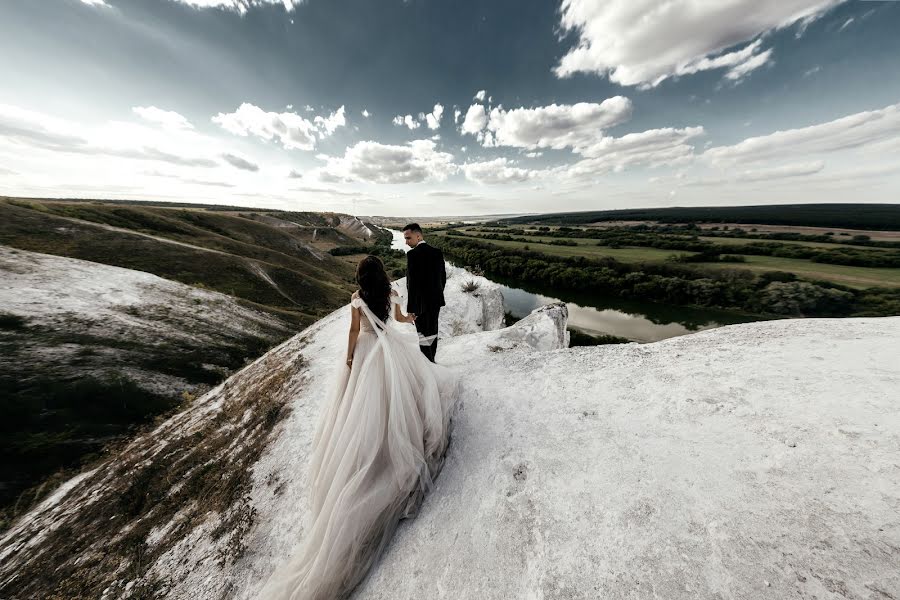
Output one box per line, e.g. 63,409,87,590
494,203,900,231
431,236,900,318
456,227,900,268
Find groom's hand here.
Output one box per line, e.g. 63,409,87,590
408,313,417,322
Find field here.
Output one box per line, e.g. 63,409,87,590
437,231,686,262
699,255,900,289
695,236,892,251
695,223,900,242
439,224,900,290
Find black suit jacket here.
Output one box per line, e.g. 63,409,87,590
406,242,446,315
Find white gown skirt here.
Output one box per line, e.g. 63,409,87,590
260,301,458,600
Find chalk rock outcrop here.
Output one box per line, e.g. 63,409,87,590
440,265,506,336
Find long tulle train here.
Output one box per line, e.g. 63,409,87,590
259,298,457,600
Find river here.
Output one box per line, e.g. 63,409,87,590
389,229,762,343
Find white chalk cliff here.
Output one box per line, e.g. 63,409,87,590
0,268,898,599
0,244,293,397
439,265,506,338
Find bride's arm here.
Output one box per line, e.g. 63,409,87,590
392,292,415,323
346,303,361,367
393,302,415,323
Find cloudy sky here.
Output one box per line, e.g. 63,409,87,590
1,0,899,216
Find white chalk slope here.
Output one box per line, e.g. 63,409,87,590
0,244,292,396
0,245,288,343
362,314,900,599
145,272,516,599
1,264,898,599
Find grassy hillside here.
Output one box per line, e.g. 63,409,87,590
0,199,369,320
0,198,384,528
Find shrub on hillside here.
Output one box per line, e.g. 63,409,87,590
853,288,900,316
568,328,630,346
758,271,797,284
0,313,27,330
461,280,480,293
757,281,854,316
328,245,370,256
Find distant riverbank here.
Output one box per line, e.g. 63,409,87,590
390,229,760,343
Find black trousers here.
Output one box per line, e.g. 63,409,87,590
414,308,440,362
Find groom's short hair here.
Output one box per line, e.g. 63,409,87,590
402,223,422,234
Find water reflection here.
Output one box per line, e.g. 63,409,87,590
388,229,761,343
495,281,756,342
390,230,410,253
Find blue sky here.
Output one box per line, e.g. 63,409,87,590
1,0,899,216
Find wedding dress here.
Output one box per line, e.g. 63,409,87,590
260,292,458,600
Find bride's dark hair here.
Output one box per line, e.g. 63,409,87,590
356,255,392,323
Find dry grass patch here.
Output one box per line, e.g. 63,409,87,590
0,347,306,599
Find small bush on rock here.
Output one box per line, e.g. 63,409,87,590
461,280,480,293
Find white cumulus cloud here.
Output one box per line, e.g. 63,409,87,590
392,114,421,130
475,97,634,153
212,103,345,150
426,190,474,198
221,152,259,172
165,0,303,14
563,127,704,178
461,104,488,135
463,158,538,184
0,103,218,168
703,102,900,165
425,104,444,130
674,39,774,83
554,0,845,87
313,139,455,184
737,160,825,182
682,161,826,187
723,47,774,81
314,105,346,136
132,106,194,130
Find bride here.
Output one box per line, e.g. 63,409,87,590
261,255,458,600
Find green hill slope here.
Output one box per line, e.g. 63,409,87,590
0,198,386,527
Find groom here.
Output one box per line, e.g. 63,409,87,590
403,223,447,362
